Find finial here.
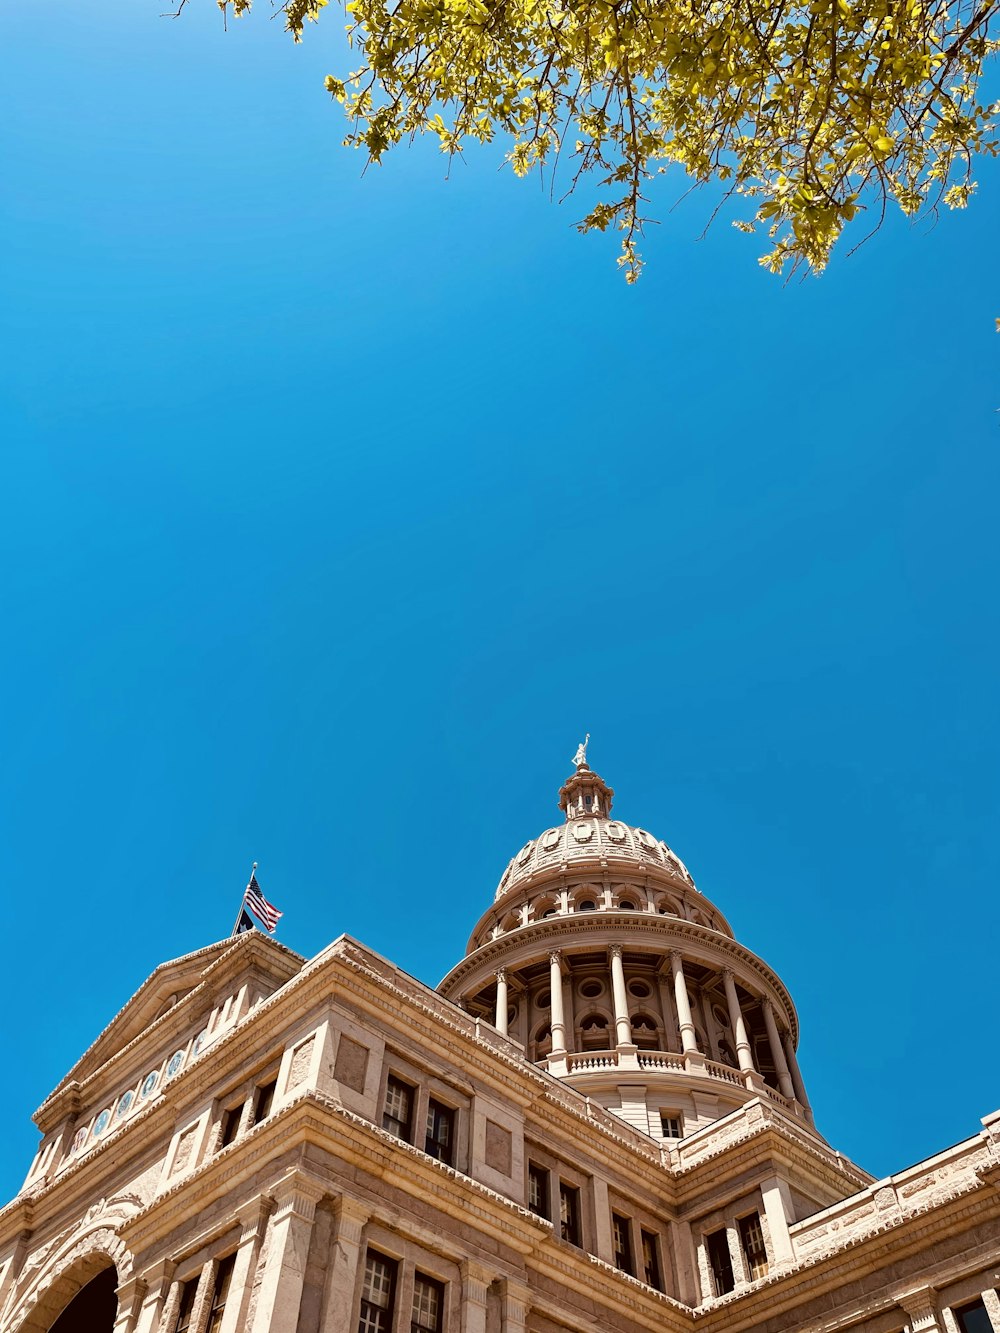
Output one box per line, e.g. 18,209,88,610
572,734,591,770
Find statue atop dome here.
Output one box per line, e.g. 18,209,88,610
572,734,591,769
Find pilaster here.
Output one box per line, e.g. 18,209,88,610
250,1171,326,1333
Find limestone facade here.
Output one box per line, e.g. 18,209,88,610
2,760,999,1333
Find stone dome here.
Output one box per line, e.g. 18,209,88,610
494,761,696,901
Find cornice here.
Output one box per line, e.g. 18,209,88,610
440,918,800,1043
690,1173,1000,1330
34,933,303,1131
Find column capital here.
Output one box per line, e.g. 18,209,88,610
496,967,507,984
760,995,773,1014
896,1285,942,1330
548,949,562,967
114,1277,147,1322
721,965,735,981
333,1195,370,1243
609,943,623,962
501,1277,530,1328
669,948,684,967
235,1195,272,1242
269,1169,326,1221
461,1259,493,1306
137,1257,176,1293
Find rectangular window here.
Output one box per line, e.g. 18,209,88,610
219,1102,243,1149
383,1076,414,1142
174,1278,199,1333
738,1212,768,1280
706,1229,734,1295
559,1183,581,1247
425,1099,454,1165
411,1273,444,1333
527,1164,549,1219
955,1300,994,1333
205,1255,236,1333
254,1078,277,1124
660,1114,682,1139
641,1230,663,1292
612,1213,634,1276
359,1251,398,1333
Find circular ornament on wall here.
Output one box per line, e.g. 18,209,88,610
193,1028,210,1057
140,1070,159,1099
166,1049,186,1079
580,979,604,999
628,980,651,998
71,1127,88,1154
92,1109,111,1138
115,1091,133,1120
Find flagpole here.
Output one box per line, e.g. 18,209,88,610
231,861,258,937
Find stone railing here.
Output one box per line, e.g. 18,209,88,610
637,1051,686,1071
565,1051,619,1072
703,1058,744,1086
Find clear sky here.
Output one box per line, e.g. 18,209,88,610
1,0,998,1207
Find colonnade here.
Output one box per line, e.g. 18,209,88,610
491,948,810,1114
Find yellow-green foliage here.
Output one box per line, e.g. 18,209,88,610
222,0,998,277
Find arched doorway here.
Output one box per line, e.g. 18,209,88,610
47,1266,118,1332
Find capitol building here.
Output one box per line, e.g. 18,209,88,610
1,751,998,1333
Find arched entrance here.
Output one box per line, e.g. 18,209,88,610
16,1254,120,1333
47,1265,118,1332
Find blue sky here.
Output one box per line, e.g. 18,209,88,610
1,0,998,1206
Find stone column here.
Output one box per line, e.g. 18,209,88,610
495,971,508,1038
670,952,699,1054
980,1289,1000,1332
500,1279,530,1333
655,965,679,1051
218,1196,271,1333
113,1277,147,1333
761,1000,796,1101
319,1196,369,1333
250,1172,325,1333
132,1260,174,1333
461,1260,492,1333
722,969,756,1075
549,953,567,1055
759,1176,795,1266
782,1032,812,1115
609,946,633,1048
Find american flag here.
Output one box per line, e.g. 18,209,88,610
245,873,283,933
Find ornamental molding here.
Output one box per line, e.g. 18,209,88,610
3,1196,140,1333
440,919,799,1043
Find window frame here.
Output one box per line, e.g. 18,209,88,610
559,1181,582,1247
359,1249,399,1333
424,1098,455,1165
410,1272,445,1333
640,1229,663,1292
612,1212,634,1277
204,1254,236,1333
383,1075,416,1143
705,1227,735,1296
527,1163,549,1220
737,1211,768,1281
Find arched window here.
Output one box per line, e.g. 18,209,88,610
631,1014,661,1050
531,1024,552,1061
580,1014,611,1049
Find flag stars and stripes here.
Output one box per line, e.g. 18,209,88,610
245,871,283,934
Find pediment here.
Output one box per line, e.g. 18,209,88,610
37,933,303,1127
